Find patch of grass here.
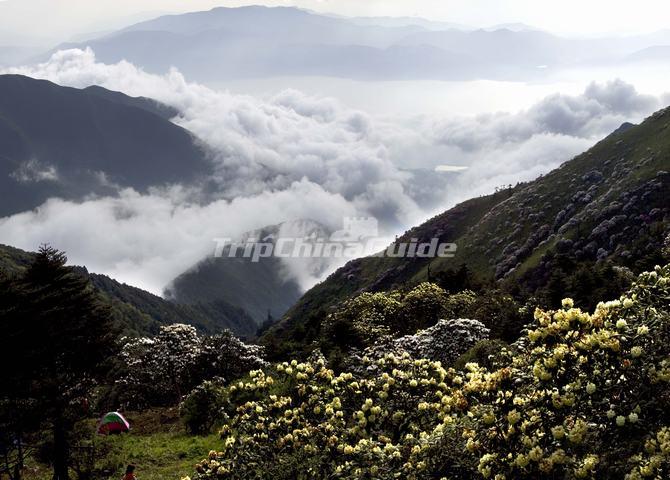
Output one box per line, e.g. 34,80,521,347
21,411,218,480
102,432,218,480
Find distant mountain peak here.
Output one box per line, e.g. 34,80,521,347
484,22,541,32
611,122,637,136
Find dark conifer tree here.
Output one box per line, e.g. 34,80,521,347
0,246,116,480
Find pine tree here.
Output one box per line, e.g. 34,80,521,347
0,246,116,480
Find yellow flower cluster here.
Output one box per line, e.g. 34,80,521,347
187,264,670,480
626,427,670,479
465,264,670,479
192,351,476,479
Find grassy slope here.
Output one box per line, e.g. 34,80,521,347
0,242,33,274
22,410,217,480
443,105,670,277
88,272,257,337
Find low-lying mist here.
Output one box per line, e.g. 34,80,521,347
0,48,667,295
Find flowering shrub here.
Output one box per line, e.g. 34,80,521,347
321,283,481,358
190,353,475,479
117,324,266,408
467,265,670,479
400,283,475,334
348,319,490,375
394,318,490,365
186,263,670,480
321,291,402,351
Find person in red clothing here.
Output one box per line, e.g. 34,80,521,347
122,465,137,480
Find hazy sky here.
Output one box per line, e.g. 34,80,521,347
237,0,670,34
1,0,669,45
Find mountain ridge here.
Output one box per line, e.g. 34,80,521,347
0,243,258,338
0,74,212,217
263,108,670,351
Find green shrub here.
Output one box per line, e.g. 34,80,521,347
454,339,511,371
321,284,480,357
180,379,228,435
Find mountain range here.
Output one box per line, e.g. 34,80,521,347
40,6,670,82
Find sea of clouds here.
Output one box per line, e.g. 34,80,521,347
0,48,667,294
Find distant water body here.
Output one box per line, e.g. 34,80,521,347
211,62,670,117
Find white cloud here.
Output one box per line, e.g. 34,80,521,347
0,180,357,294
10,158,59,183
416,79,664,205
6,48,421,227
2,48,425,292
434,165,469,172
1,49,667,294
448,134,594,204
430,79,659,152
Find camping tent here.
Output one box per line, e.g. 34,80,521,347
97,412,130,435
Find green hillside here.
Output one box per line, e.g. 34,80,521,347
0,244,257,337
166,255,302,326
264,107,670,354
166,219,331,325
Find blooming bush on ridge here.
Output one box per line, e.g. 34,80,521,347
346,318,490,376
185,263,670,479
118,324,266,408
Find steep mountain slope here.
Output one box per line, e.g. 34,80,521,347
166,255,302,326
265,107,670,347
0,244,257,338
166,220,331,325
0,74,211,217
0,242,33,272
